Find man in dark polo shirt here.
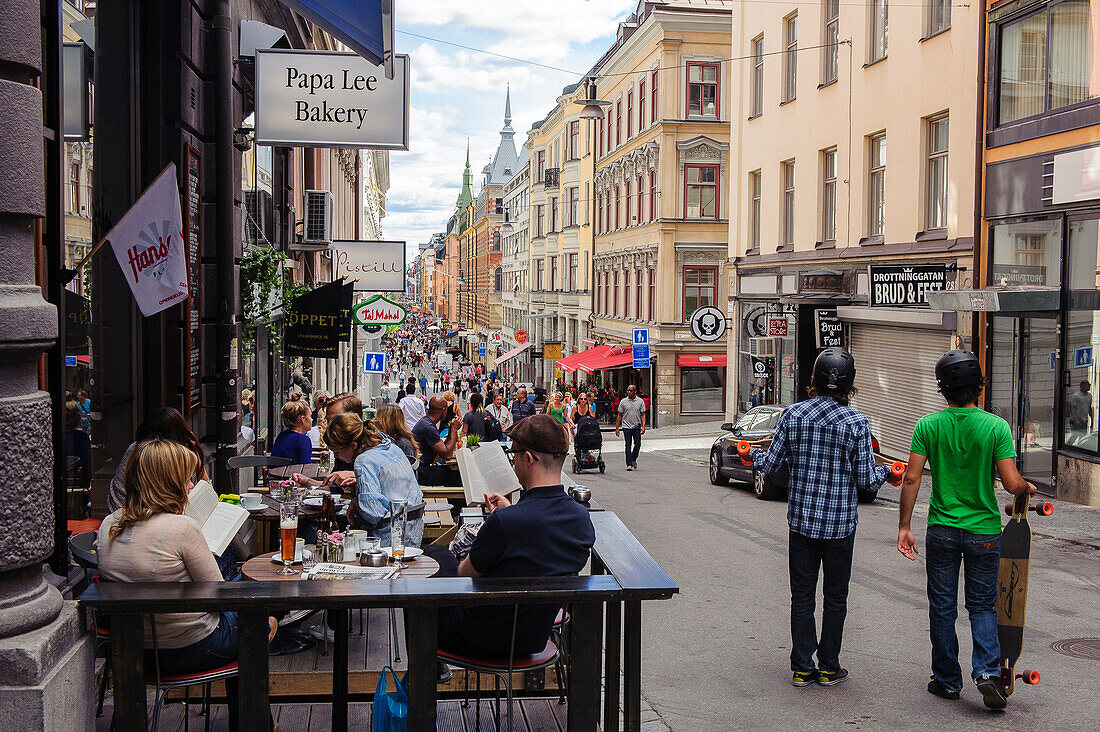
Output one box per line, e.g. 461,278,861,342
439,414,595,657
412,396,464,488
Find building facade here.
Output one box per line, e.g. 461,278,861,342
929,0,1100,505
727,0,979,457
498,151,533,382
527,82,596,388
591,0,734,426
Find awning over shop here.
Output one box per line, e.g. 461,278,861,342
493,342,533,366
926,288,1060,313
278,0,389,67
556,344,610,374
583,345,633,373
677,354,727,367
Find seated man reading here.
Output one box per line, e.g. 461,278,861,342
439,414,595,657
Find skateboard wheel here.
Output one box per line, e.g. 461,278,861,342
736,440,751,455
1037,502,1054,516
1018,670,1040,685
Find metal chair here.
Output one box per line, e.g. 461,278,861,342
437,606,561,731
148,620,240,731
68,530,99,570
225,455,291,470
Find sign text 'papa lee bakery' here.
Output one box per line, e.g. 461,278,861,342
255,49,409,150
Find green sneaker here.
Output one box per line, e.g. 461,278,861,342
817,668,849,686
791,669,818,687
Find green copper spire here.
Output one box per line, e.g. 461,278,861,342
456,138,474,211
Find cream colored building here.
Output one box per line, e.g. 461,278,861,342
526,82,596,388
590,0,734,426
727,0,978,456
498,152,533,382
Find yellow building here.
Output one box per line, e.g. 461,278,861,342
526,82,596,387
591,0,734,426
727,0,978,457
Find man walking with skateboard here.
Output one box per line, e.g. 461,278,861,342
897,350,1036,709
747,348,892,687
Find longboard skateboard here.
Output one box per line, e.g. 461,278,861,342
995,494,1052,695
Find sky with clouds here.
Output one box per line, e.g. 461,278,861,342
382,1,637,258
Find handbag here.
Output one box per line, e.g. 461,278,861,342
372,665,408,732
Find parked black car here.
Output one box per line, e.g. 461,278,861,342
710,405,881,503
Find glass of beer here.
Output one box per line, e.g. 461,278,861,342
278,501,300,575
390,499,408,569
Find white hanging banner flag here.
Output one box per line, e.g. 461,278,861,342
106,164,190,316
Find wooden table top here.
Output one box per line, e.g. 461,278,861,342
242,547,440,581
246,493,353,522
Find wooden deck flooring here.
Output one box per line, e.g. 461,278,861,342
95,697,573,731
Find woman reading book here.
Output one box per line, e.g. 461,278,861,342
97,439,279,729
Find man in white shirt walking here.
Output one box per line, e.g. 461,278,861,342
400,382,427,431
615,384,647,471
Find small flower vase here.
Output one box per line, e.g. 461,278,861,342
324,542,342,563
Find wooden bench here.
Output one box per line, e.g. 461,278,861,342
80,575,622,732
590,511,679,732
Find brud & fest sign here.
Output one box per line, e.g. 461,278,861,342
815,309,845,348
868,264,948,307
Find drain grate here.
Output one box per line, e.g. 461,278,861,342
1051,638,1100,661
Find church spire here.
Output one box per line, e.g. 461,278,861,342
456,138,474,212
503,85,512,132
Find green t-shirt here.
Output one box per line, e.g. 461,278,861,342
910,407,1016,535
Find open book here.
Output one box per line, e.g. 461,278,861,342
184,481,249,556
455,441,522,506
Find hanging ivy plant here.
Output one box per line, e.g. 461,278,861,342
240,247,284,348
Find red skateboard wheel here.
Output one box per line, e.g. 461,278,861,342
887,461,905,485
1037,502,1054,516
736,440,752,465
1018,670,1040,685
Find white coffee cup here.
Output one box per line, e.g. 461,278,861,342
240,492,262,509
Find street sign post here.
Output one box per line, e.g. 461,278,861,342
478,342,486,359
632,328,650,369
362,350,386,374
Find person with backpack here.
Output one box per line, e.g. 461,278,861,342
462,393,488,441
745,348,892,688
897,351,1037,709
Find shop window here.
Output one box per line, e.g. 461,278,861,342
990,219,1062,286
1066,218,1100,454
685,164,719,219
683,266,717,321
681,367,725,413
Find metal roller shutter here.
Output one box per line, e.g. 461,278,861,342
849,324,952,460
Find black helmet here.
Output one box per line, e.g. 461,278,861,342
812,348,856,394
935,350,984,391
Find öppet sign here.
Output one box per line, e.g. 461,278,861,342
353,294,407,326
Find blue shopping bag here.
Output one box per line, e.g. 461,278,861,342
372,665,408,732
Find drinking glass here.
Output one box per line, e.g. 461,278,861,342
301,549,316,572
363,535,380,554
318,450,332,479
390,499,408,569
278,501,300,575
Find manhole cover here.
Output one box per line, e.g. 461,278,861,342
1051,638,1100,661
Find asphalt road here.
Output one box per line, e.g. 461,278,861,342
576,431,1100,732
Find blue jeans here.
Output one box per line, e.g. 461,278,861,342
925,524,1001,689
788,529,855,672
623,427,641,466
152,611,238,675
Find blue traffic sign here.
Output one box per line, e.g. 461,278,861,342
362,351,387,374
65,356,78,367
478,342,486,358
633,328,649,346
1074,345,1093,369
1049,350,1057,372
632,344,650,369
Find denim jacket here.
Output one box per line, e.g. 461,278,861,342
353,435,424,547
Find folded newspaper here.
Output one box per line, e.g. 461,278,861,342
304,563,398,581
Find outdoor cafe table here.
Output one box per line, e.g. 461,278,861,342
267,463,327,481
247,494,327,552
241,548,440,581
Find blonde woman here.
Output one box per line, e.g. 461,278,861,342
545,392,567,424
324,414,424,547
374,403,419,465
271,395,312,464
97,440,278,724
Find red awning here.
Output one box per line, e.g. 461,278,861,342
556,344,611,374
677,354,727,367
493,342,533,365
581,345,633,373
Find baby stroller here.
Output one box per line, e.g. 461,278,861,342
572,414,605,473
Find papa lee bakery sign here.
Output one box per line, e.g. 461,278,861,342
255,49,409,150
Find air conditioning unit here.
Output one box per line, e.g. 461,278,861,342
243,189,272,245
749,337,779,358
294,189,333,250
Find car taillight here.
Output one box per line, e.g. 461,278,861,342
871,436,880,453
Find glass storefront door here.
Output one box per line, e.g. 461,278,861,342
989,316,1058,492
